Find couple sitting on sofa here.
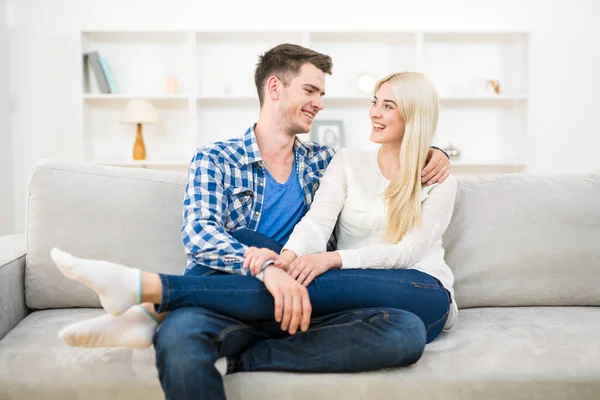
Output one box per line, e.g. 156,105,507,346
50,43,457,400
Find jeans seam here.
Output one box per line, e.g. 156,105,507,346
217,318,284,343
284,309,389,339
160,274,170,312
166,275,170,308
283,319,363,339
426,309,449,332
218,324,253,342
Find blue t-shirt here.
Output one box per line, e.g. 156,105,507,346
257,157,307,246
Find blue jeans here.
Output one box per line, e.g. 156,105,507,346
154,229,450,400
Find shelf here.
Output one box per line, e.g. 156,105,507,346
83,94,191,101
197,95,369,103
93,160,190,167
327,95,527,101
424,31,528,43
83,94,527,105
196,95,258,106
440,95,528,107
268,95,527,107
441,95,527,101
80,29,529,174
450,159,525,167
326,95,371,100
310,31,414,44
196,31,304,43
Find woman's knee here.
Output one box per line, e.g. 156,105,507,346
379,309,427,367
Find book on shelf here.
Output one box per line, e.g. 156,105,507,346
98,56,118,94
84,51,116,94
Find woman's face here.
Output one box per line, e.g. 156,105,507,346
369,81,405,146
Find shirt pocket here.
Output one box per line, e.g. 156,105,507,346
224,186,254,227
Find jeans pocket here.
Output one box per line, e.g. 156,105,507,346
411,281,453,305
410,282,444,290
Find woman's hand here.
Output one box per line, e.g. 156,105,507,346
274,249,298,271
287,252,342,286
244,247,281,276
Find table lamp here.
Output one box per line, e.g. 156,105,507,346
121,99,159,160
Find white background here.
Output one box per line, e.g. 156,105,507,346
0,0,13,236
2,0,600,234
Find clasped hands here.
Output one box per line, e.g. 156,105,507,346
243,247,341,335
243,247,341,286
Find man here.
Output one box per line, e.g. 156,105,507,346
155,44,450,399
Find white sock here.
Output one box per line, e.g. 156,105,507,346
59,306,158,350
50,247,141,316
215,357,228,376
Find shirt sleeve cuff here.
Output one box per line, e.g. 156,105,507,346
255,259,275,282
336,250,362,269
282,240,306,257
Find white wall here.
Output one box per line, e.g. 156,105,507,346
9,0,600,233
0,0,14,235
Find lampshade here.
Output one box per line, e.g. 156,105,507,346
121,99,159,124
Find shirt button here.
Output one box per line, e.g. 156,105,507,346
259,182,264,187
255,211,260,216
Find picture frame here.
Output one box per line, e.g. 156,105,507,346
310,120,345,151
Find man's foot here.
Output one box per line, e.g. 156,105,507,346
59,306,158,349
50,247,141,315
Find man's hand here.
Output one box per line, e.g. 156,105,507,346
263,266,312,334
274,249,298,271
287,252,341,287
422,148,450,186
244,247,281,276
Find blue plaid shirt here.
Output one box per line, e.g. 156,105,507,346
181,126,336,275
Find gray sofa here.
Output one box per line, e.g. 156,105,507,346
1,159,599,400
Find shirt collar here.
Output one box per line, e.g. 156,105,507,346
242,126,263,165
243,124,312,165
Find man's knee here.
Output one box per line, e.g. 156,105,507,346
154,308,218,370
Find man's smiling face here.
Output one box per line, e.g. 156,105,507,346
278,63,326,135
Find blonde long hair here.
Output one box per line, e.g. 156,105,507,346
379,72,440,243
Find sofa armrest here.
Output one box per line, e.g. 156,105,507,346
0,234,29,340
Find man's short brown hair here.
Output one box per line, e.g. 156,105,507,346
254,43,333,107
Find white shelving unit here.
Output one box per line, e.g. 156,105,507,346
81,30,529,172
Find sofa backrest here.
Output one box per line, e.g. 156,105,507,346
25,160,189,309
25,160,600,310
444,171,600,308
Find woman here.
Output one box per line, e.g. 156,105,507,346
53,71,457,354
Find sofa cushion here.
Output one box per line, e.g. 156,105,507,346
1,307,598,400
26,160,189,309
443,172,600,308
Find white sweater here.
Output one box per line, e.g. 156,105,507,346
283,147,458,330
